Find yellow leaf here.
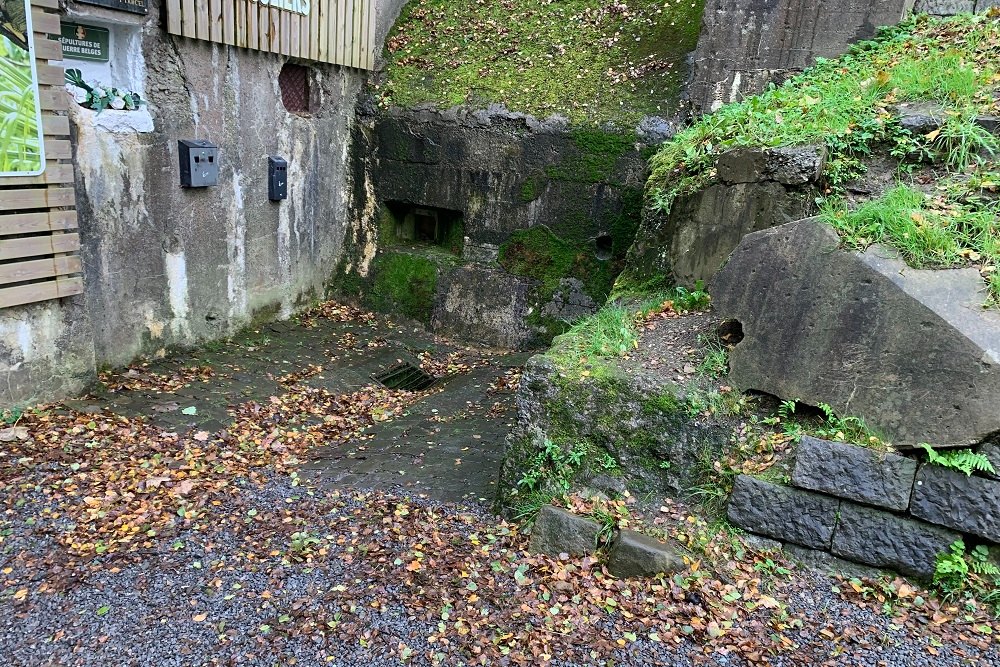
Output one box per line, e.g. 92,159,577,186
193,613,207,622
924,128,941,142
13,588,27,601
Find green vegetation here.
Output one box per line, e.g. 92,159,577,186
546,284,710,372
545,130,637,184
765,399,887,450
934,540,1000,609
647,14,1000,211
369,251,441,322
822,182,1000,303
920,445,996,476
0,34,42,173
511,435,619,521
377,0,705,126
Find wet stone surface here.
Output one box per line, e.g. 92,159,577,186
75,310,529,504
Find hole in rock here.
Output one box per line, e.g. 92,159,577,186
718,319,744,345
594,234,613,261
372,362,437,391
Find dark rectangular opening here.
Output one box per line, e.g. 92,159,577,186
384,201,464,255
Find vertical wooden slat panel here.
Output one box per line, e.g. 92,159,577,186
235,0,247,48
221,0,235,45
209,0,223,43
366,0,376,69
279,6,290,56
289,11,300,59
267,6,281,52
166,0,183,34
159,0,377,70
338,0,349,67
181,0,197,37
195,0,210,40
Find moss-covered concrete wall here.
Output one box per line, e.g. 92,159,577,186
336,106,649,348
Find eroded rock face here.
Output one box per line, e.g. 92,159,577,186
712,218,1000,447
626,147,821,287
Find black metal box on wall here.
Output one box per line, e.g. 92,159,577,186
178,140,219,188
268,156,288,201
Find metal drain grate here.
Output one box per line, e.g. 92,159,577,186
373,362,436,391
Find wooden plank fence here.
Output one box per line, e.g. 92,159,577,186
165,0,377,69
0,0,82,309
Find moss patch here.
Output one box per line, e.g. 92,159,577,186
369,250,453,322
376,0,706,127
545,130,637,185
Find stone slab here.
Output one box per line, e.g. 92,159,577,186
915,0,976,13
727,475,840,549
528,505,601,558
910,465,1000,542
712,218,1000,447
831,502,960,579
607,530,686,578
791,437,917,511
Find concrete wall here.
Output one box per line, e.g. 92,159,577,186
340,106,648,349
689,0,915,112
0,0,405,407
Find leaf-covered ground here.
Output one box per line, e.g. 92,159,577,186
1,302,999,665
375,0,705,126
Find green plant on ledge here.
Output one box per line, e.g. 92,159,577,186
65,69,145,113
934,540,1000,608
920,444,995,476
764,400,887,450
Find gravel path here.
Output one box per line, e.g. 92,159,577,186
3,473,998,666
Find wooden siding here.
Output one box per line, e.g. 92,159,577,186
0,0,82,309
165,0,377,69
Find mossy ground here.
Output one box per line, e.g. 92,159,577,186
376,0,705,127
642,13,1000,302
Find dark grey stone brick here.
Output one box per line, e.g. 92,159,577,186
831,502,960,579
910,465,1000,542
791,436,917,511
727,475,840,549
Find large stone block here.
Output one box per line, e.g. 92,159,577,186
791,437,917,511
915,0,976,14
528,505,601,558
607,530,686,578
910,465,1000,542
712,218,1000,448
727,475,840,549
831,503,960,579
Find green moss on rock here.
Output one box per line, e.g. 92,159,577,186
369,250,456,322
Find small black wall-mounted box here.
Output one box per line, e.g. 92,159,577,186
178,140,219,187
268,156,288,201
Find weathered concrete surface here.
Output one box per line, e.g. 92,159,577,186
713,218,1000,447
831,503,959,579
910,465,1000,542
915,0,976,14
626,148,819,287
528,506,601,558
0,299,96,407
607,530,686,578
727,475,840,549
432,267,537,349
341,106,646,348
689,0,913,111
792,437,917,511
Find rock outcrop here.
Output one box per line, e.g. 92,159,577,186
712,218,1000,448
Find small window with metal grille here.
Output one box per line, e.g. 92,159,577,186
279,63,311,114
